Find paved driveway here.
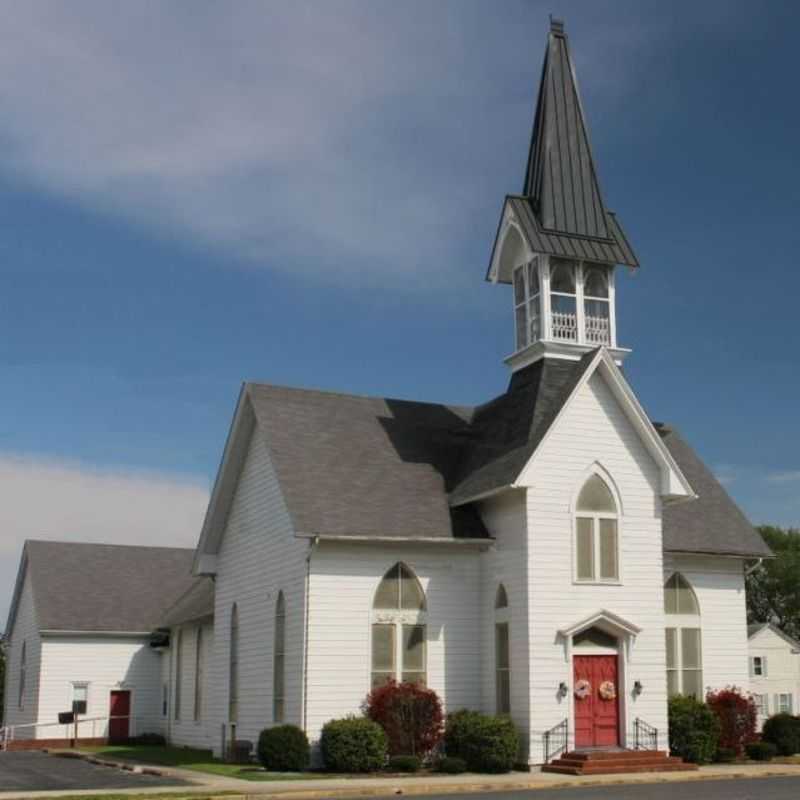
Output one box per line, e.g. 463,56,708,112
0,751,188,792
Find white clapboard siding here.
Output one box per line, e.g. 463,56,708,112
663,554,749,693
37,636,163,738
305,541,482,746
748,625,800,728
208,425,308,756
478,492,531,757
4,567,42,734
524,372,668,762
168,620,215,749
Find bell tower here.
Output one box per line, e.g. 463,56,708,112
487,19,639,371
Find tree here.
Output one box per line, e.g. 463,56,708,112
746,526,800,640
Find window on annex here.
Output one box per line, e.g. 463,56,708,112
754,694,768,718
550,259,578,342
194,627,204,722
575,474,619,582
371,563,427,688
19,641,26,709
174,628,183,721
513,258,541,351
495,584,510,714
664,573,703,699
778,693,794,715
72,683,88,715
750,656,767,678
274,592,286,723
229,604,239,723
583,266,611,345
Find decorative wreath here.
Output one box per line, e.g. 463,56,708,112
599,681,617,701
574,679,591,699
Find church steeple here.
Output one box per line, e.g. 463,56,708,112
487,18,639,372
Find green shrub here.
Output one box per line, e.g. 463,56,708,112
387,754,421,773
746,741,777,761
668,695,720,764
762,714,800,756
257,725,310,772
444,709,519,773
437,756,467,774
320,717,387,773
714,747,736,763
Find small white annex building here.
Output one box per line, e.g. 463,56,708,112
3,20,773,764
747,623,800,728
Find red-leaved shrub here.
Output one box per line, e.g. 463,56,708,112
706,686,757,756
363,680,444,757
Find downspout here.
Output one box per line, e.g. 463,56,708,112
302,536,319,734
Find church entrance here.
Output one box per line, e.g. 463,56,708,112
573,654,620,748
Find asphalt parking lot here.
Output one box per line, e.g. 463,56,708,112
0,751,188,792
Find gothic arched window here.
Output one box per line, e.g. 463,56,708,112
371,563,427,688
664,573,702,699
229,604,239,723
583,266,611,345
575,473,619,582
273,592,286,723
495,584,510,714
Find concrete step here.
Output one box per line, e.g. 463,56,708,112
542,749,698,775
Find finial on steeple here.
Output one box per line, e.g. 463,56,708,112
549,15,565,35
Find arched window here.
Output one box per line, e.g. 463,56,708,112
550,259,578,341
575,474,619,582
18,641,26,709
273,592,286,723
193,626,203,722
513,258,541,351
664,574,702,699
174,628,183,721
583,266,611,345
495,584,510,714
229,604,239,723
371,563,427,688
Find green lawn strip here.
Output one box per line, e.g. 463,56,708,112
9,794,241,800
78,745,332,781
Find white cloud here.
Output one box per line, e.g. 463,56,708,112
0,452,208,626
765,470,800,485
0,1,656,289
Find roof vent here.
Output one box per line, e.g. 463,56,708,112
549,16,565,34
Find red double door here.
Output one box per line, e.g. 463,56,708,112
573,655,620,748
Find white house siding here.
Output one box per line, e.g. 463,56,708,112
304,541,483,749
36,636,162,739
523,372,668,762
748,627,800,727
168,620,215,749
208,426,308,757
478,492,531,758
663,554,749,695
3,568,41,735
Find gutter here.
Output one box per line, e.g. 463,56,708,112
302,535,320,734
296,533,493,549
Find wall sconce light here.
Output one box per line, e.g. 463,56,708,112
558,682,568,698
633,680,643,696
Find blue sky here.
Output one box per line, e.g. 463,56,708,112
1,0,799,620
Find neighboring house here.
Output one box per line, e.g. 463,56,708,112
3,19,772,764
2,541,195,748
747,623,800,728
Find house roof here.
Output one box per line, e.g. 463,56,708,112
8,541,197,635
747,622,800,651
657,426,773,559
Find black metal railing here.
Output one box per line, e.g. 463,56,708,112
543,718,569,763
633,717,658,751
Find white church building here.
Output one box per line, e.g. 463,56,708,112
3,20,771,765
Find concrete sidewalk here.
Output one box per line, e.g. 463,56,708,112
2,754,800,800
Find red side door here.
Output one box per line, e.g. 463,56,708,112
573,655,620,748
109,690,131,743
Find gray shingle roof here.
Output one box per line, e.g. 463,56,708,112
160,576,215,627
21,541,196,633
658,425,772,559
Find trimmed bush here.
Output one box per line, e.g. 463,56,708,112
134,732,166,746
364,680,444,758
320,717,387,773
714,747,736,763
746,741,777,761
388,755,422,773
257,725,310,772
437,756,467,774
706,687,757,756
762,714,800,756
668,695,720,764
444,709,519,774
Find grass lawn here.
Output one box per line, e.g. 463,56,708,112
79,744,331,781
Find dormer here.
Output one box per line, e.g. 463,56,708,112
486,19,639,372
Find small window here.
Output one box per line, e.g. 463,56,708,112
550,259,578,342
374,563,426,611
751,656,765,677
495,622,510,714
512,258,541,351
273,592,286,723
19,641,26,710
754,694,768,717
72,683,88,715
778,693,794,714
495,584,508,610
575,474,618,582
584,267,609,299
229,604,239,723
664,573,699,616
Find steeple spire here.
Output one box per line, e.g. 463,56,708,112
523,18,611,239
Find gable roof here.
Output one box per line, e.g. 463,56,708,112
657,426,773,559
748,622,800,652
6,541,197,635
